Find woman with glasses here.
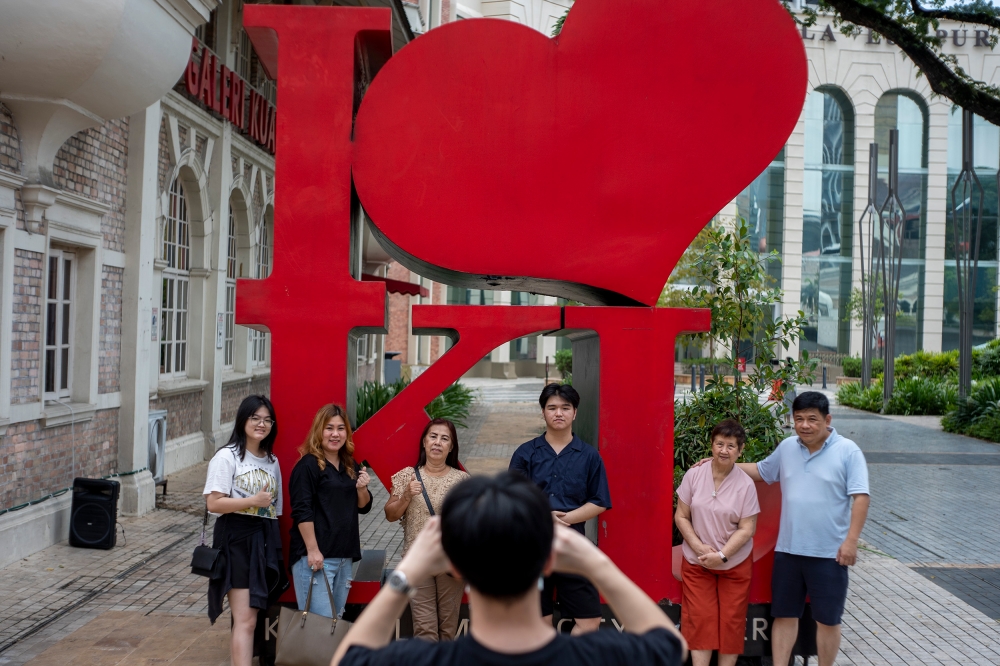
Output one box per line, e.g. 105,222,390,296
203,395,286,666
289,404,373,620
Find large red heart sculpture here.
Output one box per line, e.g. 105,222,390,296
353,0,806,306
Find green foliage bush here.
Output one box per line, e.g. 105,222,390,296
837,380,884,412
942,377,1000,442
838,376,956,416
674,383,785,472
554,349,573,384
841,342,1000,382
885,377,957,415
355,379,475,428
841,356,883,378
895,350,958,380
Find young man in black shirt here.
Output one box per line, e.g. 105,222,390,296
333,473,685,666
509,383,611,633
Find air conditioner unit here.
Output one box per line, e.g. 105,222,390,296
148,409,168,492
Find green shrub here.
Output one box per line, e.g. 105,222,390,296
837,380,883,412
355,379,476,428
884,377,956,415
554,349,573,384
841,356,883,378
674,382,785,471
895,350,958,380
973,339,1000,379
425,382,475,426
942,377,1000,441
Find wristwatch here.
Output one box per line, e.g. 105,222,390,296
718,551,728,563
386,570,416,597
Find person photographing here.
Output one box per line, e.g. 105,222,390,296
334,473,686,666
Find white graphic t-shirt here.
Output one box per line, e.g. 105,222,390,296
203,445,282,519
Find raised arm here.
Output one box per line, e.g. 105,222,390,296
332,518,451,665
553,524,687,658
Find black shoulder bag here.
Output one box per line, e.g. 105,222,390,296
191,503,226,579
412,467,436,516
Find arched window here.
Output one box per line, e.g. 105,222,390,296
944,108,999,348
873,91,929,355
224,204,238,368
160,178,190,377
801,88,854,355
251,212,271,366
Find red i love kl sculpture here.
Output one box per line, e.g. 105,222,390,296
239,0,806,606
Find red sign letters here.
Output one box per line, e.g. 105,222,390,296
239,0,807,604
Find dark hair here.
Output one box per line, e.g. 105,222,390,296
416,418,461,469
228,395,278,461
538,383,580,410
441,473,554,600
710,418,746,449
792,391,830,417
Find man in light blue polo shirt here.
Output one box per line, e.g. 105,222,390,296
737,391,869,666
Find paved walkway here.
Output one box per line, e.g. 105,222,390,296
1,380,999,665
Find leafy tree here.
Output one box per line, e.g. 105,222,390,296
671,219,817,472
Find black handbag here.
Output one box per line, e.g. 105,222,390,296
191,504,226,579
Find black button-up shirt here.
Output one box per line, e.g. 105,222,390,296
509,434,612,533
289,455,373,562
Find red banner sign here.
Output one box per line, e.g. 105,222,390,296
184,38,276,154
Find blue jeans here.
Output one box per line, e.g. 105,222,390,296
292,555,353,619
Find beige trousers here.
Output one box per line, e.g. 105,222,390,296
409,573,465,641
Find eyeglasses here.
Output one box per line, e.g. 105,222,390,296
249,416,275,427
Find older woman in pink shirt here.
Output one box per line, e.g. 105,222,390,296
675,419,760,666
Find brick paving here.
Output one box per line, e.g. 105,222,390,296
3,383,1000,665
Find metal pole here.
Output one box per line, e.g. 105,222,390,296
691,364,696,393
953,109,985,397
822,366,827,389
858,143,879,389
699,364,705,392
877,130,907,410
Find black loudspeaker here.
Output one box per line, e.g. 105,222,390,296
69,478,120,549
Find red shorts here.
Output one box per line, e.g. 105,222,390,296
680,556,752,654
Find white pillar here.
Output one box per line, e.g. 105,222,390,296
922,99,950,353
781,113,807,360
118,102,161,516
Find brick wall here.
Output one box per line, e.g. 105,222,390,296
11,249,43,404
149,390,204,440
220,376,272,425
51,119,129,252
386,262,411,362
0,102,21,175
0,409,118,509
99,266,123,394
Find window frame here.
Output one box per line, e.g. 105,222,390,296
160,178,192,378
43,248,76,401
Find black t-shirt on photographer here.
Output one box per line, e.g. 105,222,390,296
339,628,682,666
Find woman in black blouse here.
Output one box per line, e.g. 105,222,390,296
289,403,373,618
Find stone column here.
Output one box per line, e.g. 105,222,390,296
490,291,514,378
922,99,950,353
780,112,806,360
118,102,161,516
849,97,877,356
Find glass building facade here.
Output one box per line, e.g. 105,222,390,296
801,88,855,355
944,108,1000,349
872,92,928,356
